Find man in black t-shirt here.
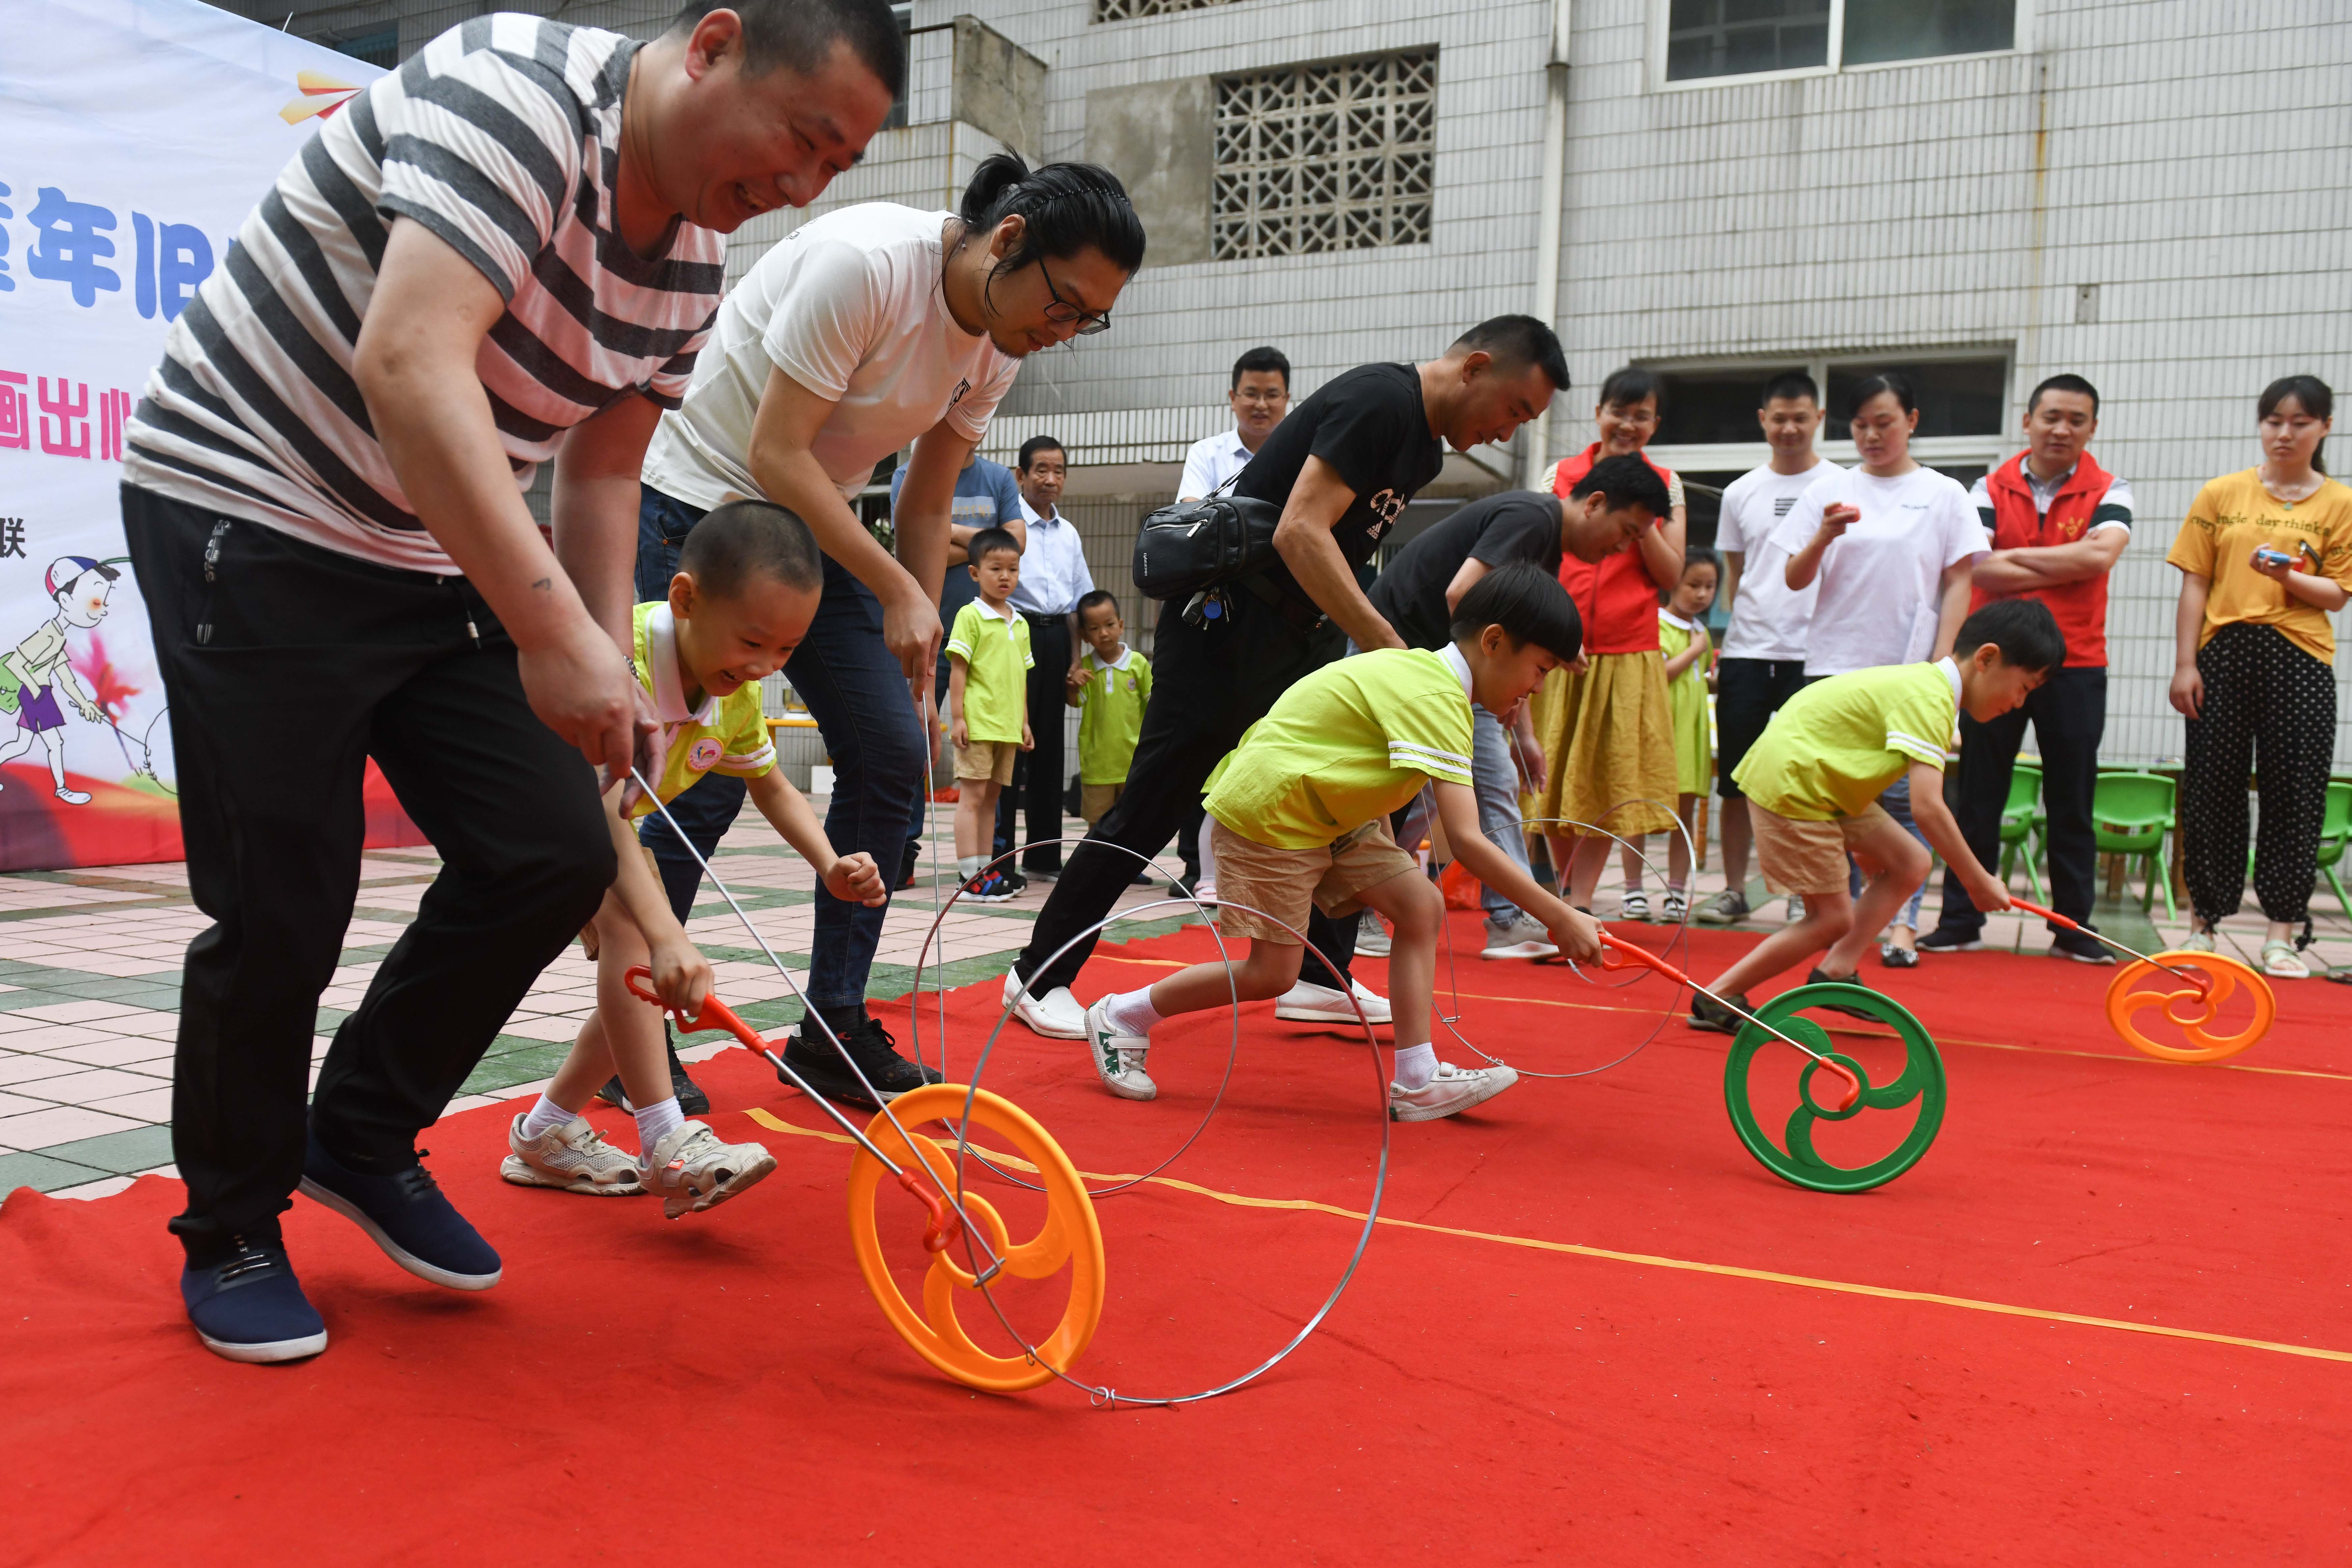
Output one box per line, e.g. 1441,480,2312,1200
1004,316,1570,1039
1368,458,1671,957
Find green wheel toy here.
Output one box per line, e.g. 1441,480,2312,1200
1722,983,1946,1194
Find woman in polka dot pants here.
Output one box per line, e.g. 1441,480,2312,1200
2166,376,2352,977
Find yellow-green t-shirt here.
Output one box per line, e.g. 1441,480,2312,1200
1076,647,1152,785
1204,646,1475,850
946,599,1033,742
627,600,776,819
2165,469,2352,664
1733,659,1958,821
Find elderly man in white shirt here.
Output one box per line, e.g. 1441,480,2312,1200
1000,436,1095,877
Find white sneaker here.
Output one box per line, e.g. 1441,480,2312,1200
1274,977,1393,1025
1621,889,1650,921
500,1113,643,1195
1004,967,1087,1039
1356,907,1392,956
1083,998,1157,1101
1662,888,1687,923
1388,1061,1520,1122
1785,894,1807,923
1480,914,1558,960
638,1121,777,1220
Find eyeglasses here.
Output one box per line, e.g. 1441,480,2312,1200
1038,259,1112,335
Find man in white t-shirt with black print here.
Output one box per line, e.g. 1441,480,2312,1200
1699,372,1832,925
1170,345,1292,892
117,3,903,1364
635,156,1142,1108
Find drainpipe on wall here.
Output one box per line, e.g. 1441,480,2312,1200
1523,0,1572,485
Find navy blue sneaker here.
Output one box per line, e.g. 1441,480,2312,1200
181,1236,327,1363
299,1132,502,1291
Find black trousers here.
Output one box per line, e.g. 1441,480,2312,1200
1712,657,1809,801
2181,622,2337,925
998,613,1071,872
1937,665,2106,935
1015,591,1356,994
123,487,613,1261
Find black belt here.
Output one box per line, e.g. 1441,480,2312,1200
1020,610,1068,627
1238,571,1329,633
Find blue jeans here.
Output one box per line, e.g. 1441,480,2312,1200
1392,705,1533,926
633,486,926,1016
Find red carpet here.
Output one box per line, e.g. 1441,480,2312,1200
5,915,2348,1564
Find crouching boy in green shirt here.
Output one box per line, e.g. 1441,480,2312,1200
1688,599,2063,1031
1086,563,1603,1122
500,502,887,1217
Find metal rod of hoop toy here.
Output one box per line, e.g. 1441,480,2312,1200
2007,895,2215,993
1593,932,1862,1110
627,769,1010,1279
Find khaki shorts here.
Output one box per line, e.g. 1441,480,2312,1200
1751,801,1893,896
1210,817,1418,943
954,738,1019,784
1080,781,1122,825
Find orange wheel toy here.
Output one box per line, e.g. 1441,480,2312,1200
846,1083,1105,1394
2105,950,2275,1063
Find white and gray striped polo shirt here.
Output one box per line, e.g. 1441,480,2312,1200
122,14,725,575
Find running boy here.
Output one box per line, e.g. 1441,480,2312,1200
1065,589,1152,828
1084,564,1602,1121
501,502,887,1216
1686,599,2062,1031
948,527,1034,901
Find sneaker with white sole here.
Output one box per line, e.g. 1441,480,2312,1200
1480,914,1558,960
1083,998,1157,1100
1004,967,1087,1039
637,1122,777,1220
1621,889,1650,921
1388,1061,1519,1122
1275,977,1392,1025
1356,907,1392,956
500,1113,643,1195
1695,888,1748,925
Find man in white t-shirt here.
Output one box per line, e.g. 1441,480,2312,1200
1169,346,1291,891
1699,372,1832,925
636,159,1142,1109
1000,435,1094,878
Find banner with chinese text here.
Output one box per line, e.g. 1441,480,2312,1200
0,0,393,868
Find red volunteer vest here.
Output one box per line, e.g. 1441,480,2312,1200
1552,444,1674,655
1969,450,2117,668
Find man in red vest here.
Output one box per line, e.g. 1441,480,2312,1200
1920,375,2133,961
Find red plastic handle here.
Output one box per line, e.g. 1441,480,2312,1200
1599,934,1861,1112
2007,902,2212,995
2007,896,2081,934
623,964,771,1053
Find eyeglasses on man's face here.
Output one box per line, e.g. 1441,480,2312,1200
1038,258,1112,335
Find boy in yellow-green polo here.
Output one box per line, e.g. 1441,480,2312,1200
1084,563,1602,1124
1065,589,1153,827
1689,599,2062,1032
947,526,1033,902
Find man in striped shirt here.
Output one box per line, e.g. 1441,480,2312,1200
119,2,903,1365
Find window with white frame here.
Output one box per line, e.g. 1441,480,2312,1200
1664,0,2016,83
1211,50,1436,261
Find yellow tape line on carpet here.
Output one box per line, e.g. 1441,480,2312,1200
747,1105,2352,1365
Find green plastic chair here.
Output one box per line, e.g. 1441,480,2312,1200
2092,770,2176,920
2306,780,2352,917
1998,761,2045,901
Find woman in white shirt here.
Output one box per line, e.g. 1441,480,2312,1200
634,155,1143,1106
1774,372,1987,971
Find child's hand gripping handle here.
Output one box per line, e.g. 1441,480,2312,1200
620,966,964,1253
1597,933,1862,1111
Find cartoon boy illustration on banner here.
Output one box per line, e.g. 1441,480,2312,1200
0,555,123,803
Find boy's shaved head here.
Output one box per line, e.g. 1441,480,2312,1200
678,500,823,599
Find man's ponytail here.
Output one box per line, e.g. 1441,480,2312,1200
955,153,1147,276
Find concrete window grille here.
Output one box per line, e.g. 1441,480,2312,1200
1094,0,1243,18
1211,50,1435,261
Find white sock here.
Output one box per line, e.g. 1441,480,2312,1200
1103,986,1164,1037
634,1096,685,1166
518,1093,577,1141
958,855,984,880
1392,1043,1438,1090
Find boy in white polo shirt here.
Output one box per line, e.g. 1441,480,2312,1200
502,502,888,1215
1084,564,1601,1122
948,527,1034,901
1687,600,2061,1031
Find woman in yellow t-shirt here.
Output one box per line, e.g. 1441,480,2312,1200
2165,375,2351,978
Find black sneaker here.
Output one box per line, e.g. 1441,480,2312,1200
595,1029,711,1116
1916,926,1984,954
1688,991,1753,1034
778,1015,944,1110
897,837,922,892
181,1236,327,1363
298,1132,502,1291
2049,926,2118,965
1805,966,1881,1019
